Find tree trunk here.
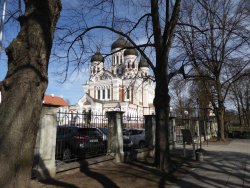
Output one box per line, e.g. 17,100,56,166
0,1,61,187
154,55,171,172
154,84,171,171
216,106,225,141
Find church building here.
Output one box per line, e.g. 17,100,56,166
77,37,155,117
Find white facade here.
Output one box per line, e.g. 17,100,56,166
77,38,155,116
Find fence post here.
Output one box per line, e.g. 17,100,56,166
170,117,176,148
106,111,125,163
33,107,57,179
144,115,156,155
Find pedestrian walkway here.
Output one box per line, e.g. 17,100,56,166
171,139,250,188
31,139,250,188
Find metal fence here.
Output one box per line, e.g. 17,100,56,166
175,118,199,144
123,114,145,129
56,111,108,164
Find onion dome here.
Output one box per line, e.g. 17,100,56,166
124,48,138,56
111,37,130,50
139,57,150,68
91,51,104,62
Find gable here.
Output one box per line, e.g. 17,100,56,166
100,72,112,80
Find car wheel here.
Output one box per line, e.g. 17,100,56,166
62,148,71,161
139,141,146,149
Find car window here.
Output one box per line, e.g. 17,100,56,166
78,128,100,137
57,127,73,135
99,128,108,135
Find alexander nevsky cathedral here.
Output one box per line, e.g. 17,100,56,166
77,37,155,116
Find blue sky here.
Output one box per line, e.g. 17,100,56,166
0,0,94,105
0,0,155,105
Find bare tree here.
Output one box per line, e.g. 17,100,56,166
229,75,250,126
0,0,61,187
176,0,250,140
56,0,182,172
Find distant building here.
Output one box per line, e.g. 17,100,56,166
43,94,69,107
77,37,155,116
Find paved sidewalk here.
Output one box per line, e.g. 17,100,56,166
31,139,250,188
171,139,250,188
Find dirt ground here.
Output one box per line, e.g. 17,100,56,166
31,155,197,188
31,140,232,188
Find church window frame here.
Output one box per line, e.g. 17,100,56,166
126,88,130,100
102,88,105,99
97,89,100,99
107,88,110,99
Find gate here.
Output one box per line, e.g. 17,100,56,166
56,110,108,164
123,114,145,129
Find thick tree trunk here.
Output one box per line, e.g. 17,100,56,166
216,106,225,141
154,56,171,172
0,1,61,187
214,80,225,141
154,89,171,171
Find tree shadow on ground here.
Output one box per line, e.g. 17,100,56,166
126,155,199,188
127,148,250,188
32,154,79,188
79,160,119,188
33,155,119,188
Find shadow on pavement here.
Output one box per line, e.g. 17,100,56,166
79,160,119,188
32,154,79,188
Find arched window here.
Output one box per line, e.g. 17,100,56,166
126,88,130,99
102,89,105,99
97,89,100,99
107,88,110,99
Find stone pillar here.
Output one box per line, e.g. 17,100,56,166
34,107,57,179
144,115,156,151
195,120,200,137
170,117,176,148
106,111,125,163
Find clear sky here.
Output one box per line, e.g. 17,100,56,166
0,0,93,105
0,0,155,105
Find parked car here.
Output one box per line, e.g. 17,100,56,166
97,128,133,149
56,126,104,161
123,128,146,148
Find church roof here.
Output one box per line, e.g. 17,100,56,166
111,37,131,50
124,48,138,56
91,51,104,62
139,57,150,68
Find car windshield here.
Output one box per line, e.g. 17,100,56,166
123,129,129,136
77,128,96,136
99,128,108,135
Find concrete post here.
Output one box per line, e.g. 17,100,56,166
144,115,156,154
170,117,176,148
195,120,200,137
34,107,57,179
106,111,125,163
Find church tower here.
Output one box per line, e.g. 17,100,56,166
90,50,104,77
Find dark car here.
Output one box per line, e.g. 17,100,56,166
56,126,104,161
98,128,133,149
123,128,145,148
